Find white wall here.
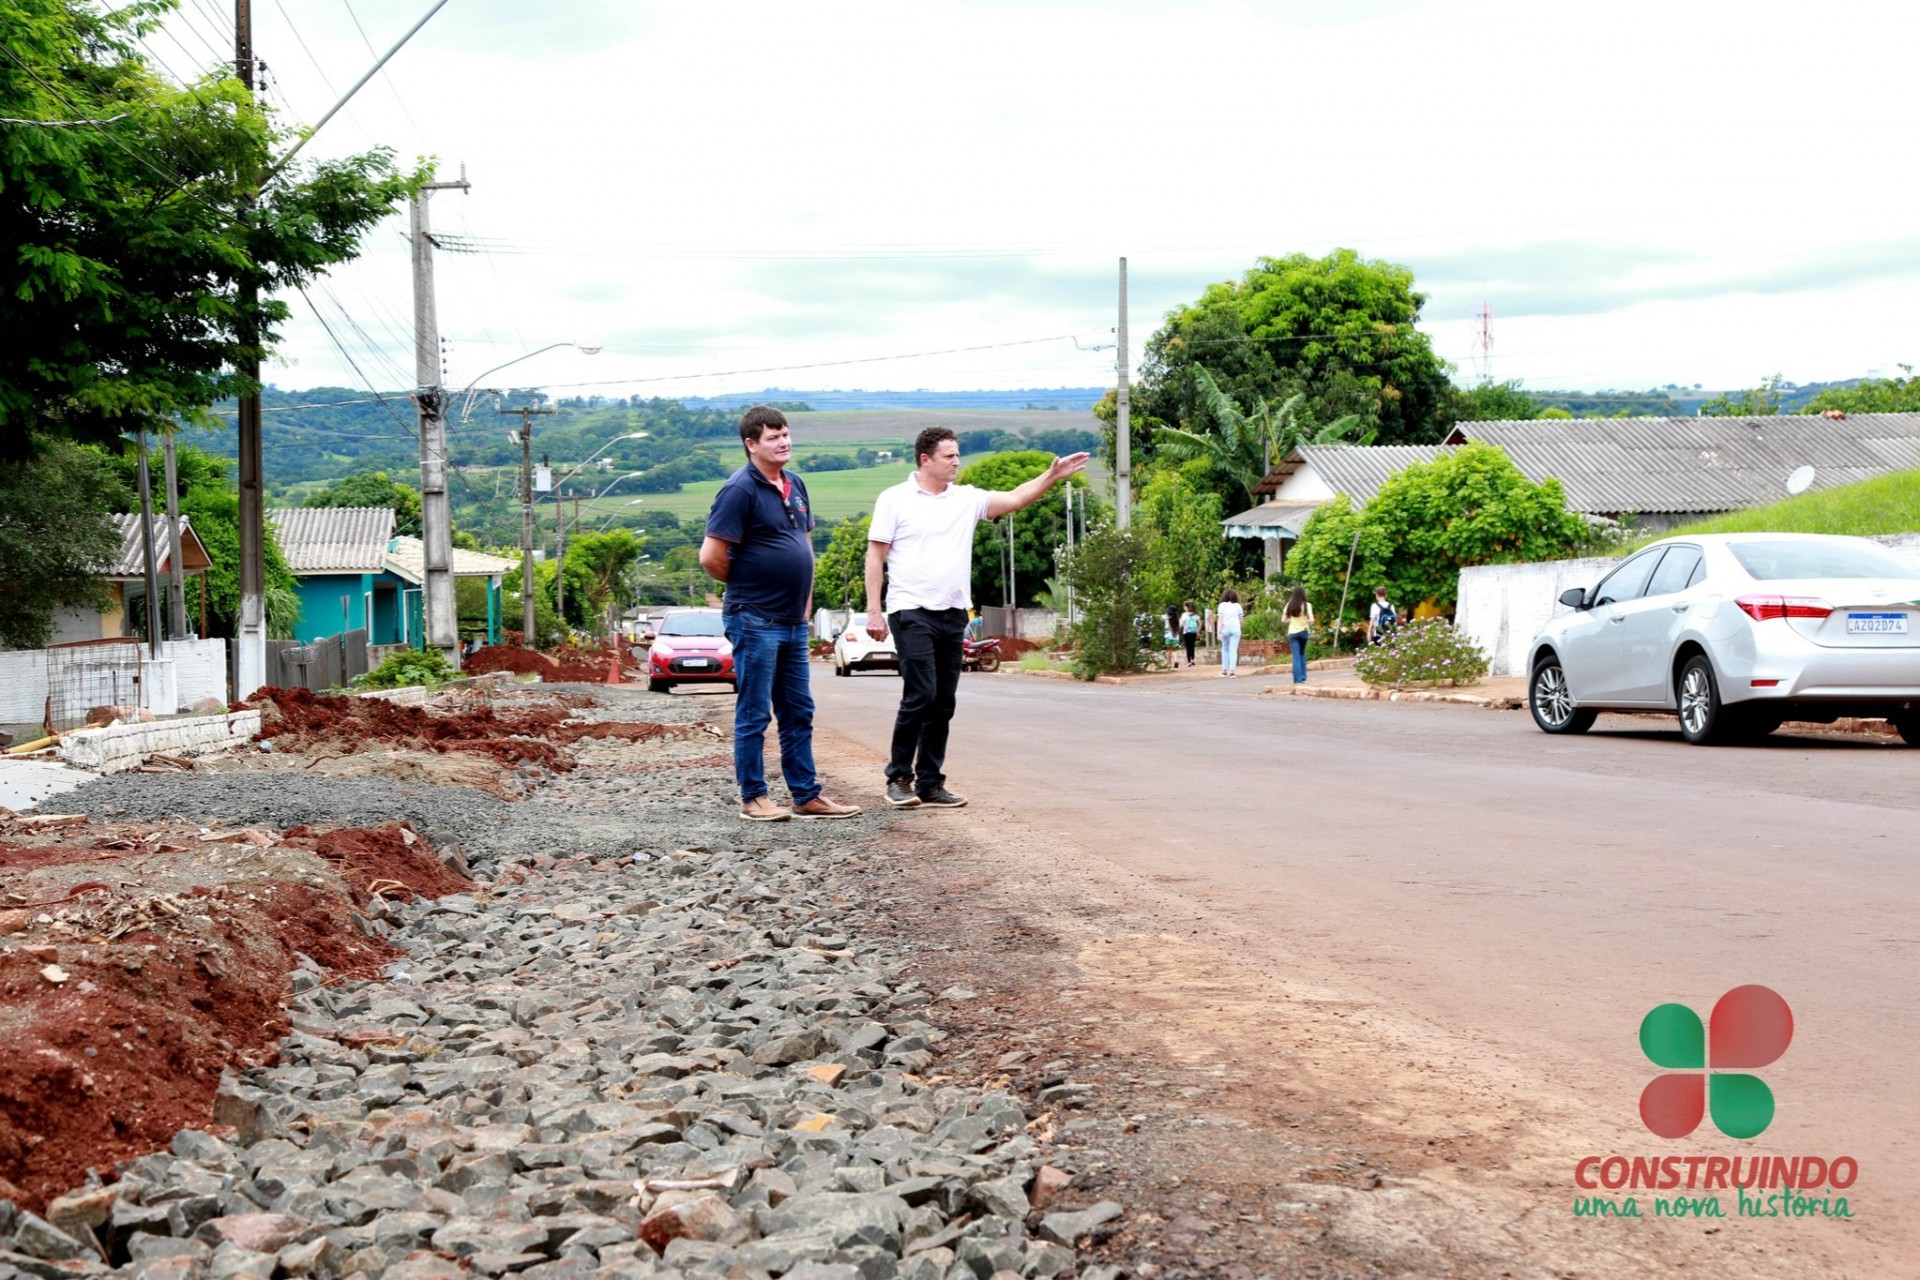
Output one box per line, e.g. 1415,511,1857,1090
1458,533,1920,679
0,637,227,727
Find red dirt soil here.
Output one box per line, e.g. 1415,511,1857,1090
466,641,635,683
240,686,575,771
281,822,474,904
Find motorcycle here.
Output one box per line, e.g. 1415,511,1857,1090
961,634,1002,673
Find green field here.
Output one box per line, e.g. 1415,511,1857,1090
1634,470,1920,545
572,448,1112,525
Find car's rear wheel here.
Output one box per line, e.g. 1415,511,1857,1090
1893,711,1920,746
1677,654,1739,744
834,661,849,677
647,677,670,693
1530,655,1596,735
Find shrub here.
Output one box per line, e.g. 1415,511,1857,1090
1063,525,1155,677
355,648,457,690
1353,618,1488,687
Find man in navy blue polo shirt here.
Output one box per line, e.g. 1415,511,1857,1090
699,406,861,822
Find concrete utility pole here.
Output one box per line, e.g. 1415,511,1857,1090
135,430,162,660
503,406,554,643
412,176,470,666
1115,256,1132,529
553,479,566,627
233,0,266,697
161,433,188,638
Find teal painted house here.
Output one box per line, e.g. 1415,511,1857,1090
269,507,514,646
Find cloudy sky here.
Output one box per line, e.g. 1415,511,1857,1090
155,0,1920,401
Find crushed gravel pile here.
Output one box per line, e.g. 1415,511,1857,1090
4,840,1122,1280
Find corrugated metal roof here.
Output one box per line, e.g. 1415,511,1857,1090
106,514,210,578
1220,502,1322,539
384,535,519,585
1447,412,1920,514
268,507,395,573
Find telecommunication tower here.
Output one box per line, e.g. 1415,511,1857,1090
1471,301,1494,383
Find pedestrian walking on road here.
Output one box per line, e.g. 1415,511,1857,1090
1284,585,1314,684
700,405,862,822
865,427,1089,809
1216,588,1244,677
1369,586,1399,646
1178,601,1200,667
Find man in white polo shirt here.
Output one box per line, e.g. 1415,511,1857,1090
864,426,1088,808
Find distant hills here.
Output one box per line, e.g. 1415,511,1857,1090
680,387,1108,412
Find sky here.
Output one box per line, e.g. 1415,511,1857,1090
151,0,1920,403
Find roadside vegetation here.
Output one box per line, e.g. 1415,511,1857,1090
1633,469,1920,544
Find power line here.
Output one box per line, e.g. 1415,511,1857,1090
295,289,418,445
338,0,430,148
0,112,130,126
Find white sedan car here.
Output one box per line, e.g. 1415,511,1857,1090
1527,533,1920,745
831,612,898,676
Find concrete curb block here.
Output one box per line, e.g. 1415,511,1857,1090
355,671,519,705
1270,684,1523,710
58,710,263,774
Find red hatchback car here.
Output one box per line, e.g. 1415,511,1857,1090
646,608,736,693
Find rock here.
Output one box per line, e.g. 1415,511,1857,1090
1022,1240,1076,1277
194,1215,310,1255
275,1236,339,1278
758,1192,908,1254
1036,1201,1123,1246
11,1213,96,1262
752,1027,837,1067
206,1245,277,1280
636,1193,738,1255
1029,1166,1070,1211
429,1219,550,1259
44,1188,114,1240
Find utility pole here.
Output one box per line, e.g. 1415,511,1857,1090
1115,256,1131,529
135,430,162,660
234,0,266,697
503,406,553,643
553,478,566,628
161,432,188,638
412,175,470,667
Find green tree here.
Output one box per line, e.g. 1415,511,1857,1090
0,435,122,647
1285,442,1590,628
815,514,871,610
1134,465,1223,615
1063,523,1155,677
1449,379,1544,422
563,529,645,624
1802,365,1920,414
1,0,421,460
1138,248,1454,449
1699,374,1786,417
958,450,1087,609
303,471,423,534
1152,366,1368,510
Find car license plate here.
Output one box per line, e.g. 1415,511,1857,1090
1846,612,1908,634
683,658,712,668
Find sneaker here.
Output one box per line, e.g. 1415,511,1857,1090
917,785,968,808
793,795,862,819
885,780,922,808
740,796,791,822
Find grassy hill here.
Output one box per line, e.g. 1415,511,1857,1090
1636,470,1920,544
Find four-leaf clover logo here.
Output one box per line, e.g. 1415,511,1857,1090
1640,985,1793,1139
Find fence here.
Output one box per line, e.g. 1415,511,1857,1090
45,637,145,731
257,629,368,693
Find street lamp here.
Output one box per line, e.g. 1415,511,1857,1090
455,342,601,422
594,498,646,533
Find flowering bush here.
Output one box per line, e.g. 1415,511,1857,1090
1354,617,1489,686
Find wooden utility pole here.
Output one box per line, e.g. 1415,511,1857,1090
1115,256,1131,529
161,433,188,638
412,176,470,666
234,0,266,697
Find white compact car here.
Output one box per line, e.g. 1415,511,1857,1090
832,612,898,676
1527,533,1920,745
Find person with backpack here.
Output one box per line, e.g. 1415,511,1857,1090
1368,586,1398,646
1178,600,1200,667
1284,585,1314,684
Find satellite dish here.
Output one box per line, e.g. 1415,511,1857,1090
1786,465,1816,496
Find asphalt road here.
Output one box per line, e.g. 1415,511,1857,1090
811,663,1918,1267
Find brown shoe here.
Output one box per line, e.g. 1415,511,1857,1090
792,795,862,819
740,796,791,822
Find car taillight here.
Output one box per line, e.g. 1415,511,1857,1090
1735,595,1832,622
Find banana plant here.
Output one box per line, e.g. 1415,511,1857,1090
1152,366,1373,509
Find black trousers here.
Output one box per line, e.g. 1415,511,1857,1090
887,606,968,790
1182,633,1196,664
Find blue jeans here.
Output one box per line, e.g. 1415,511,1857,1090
723,609,818,804
1289,630,1309,682
1220,631,1240,673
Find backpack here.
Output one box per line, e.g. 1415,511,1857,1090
1372,601,1398,640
